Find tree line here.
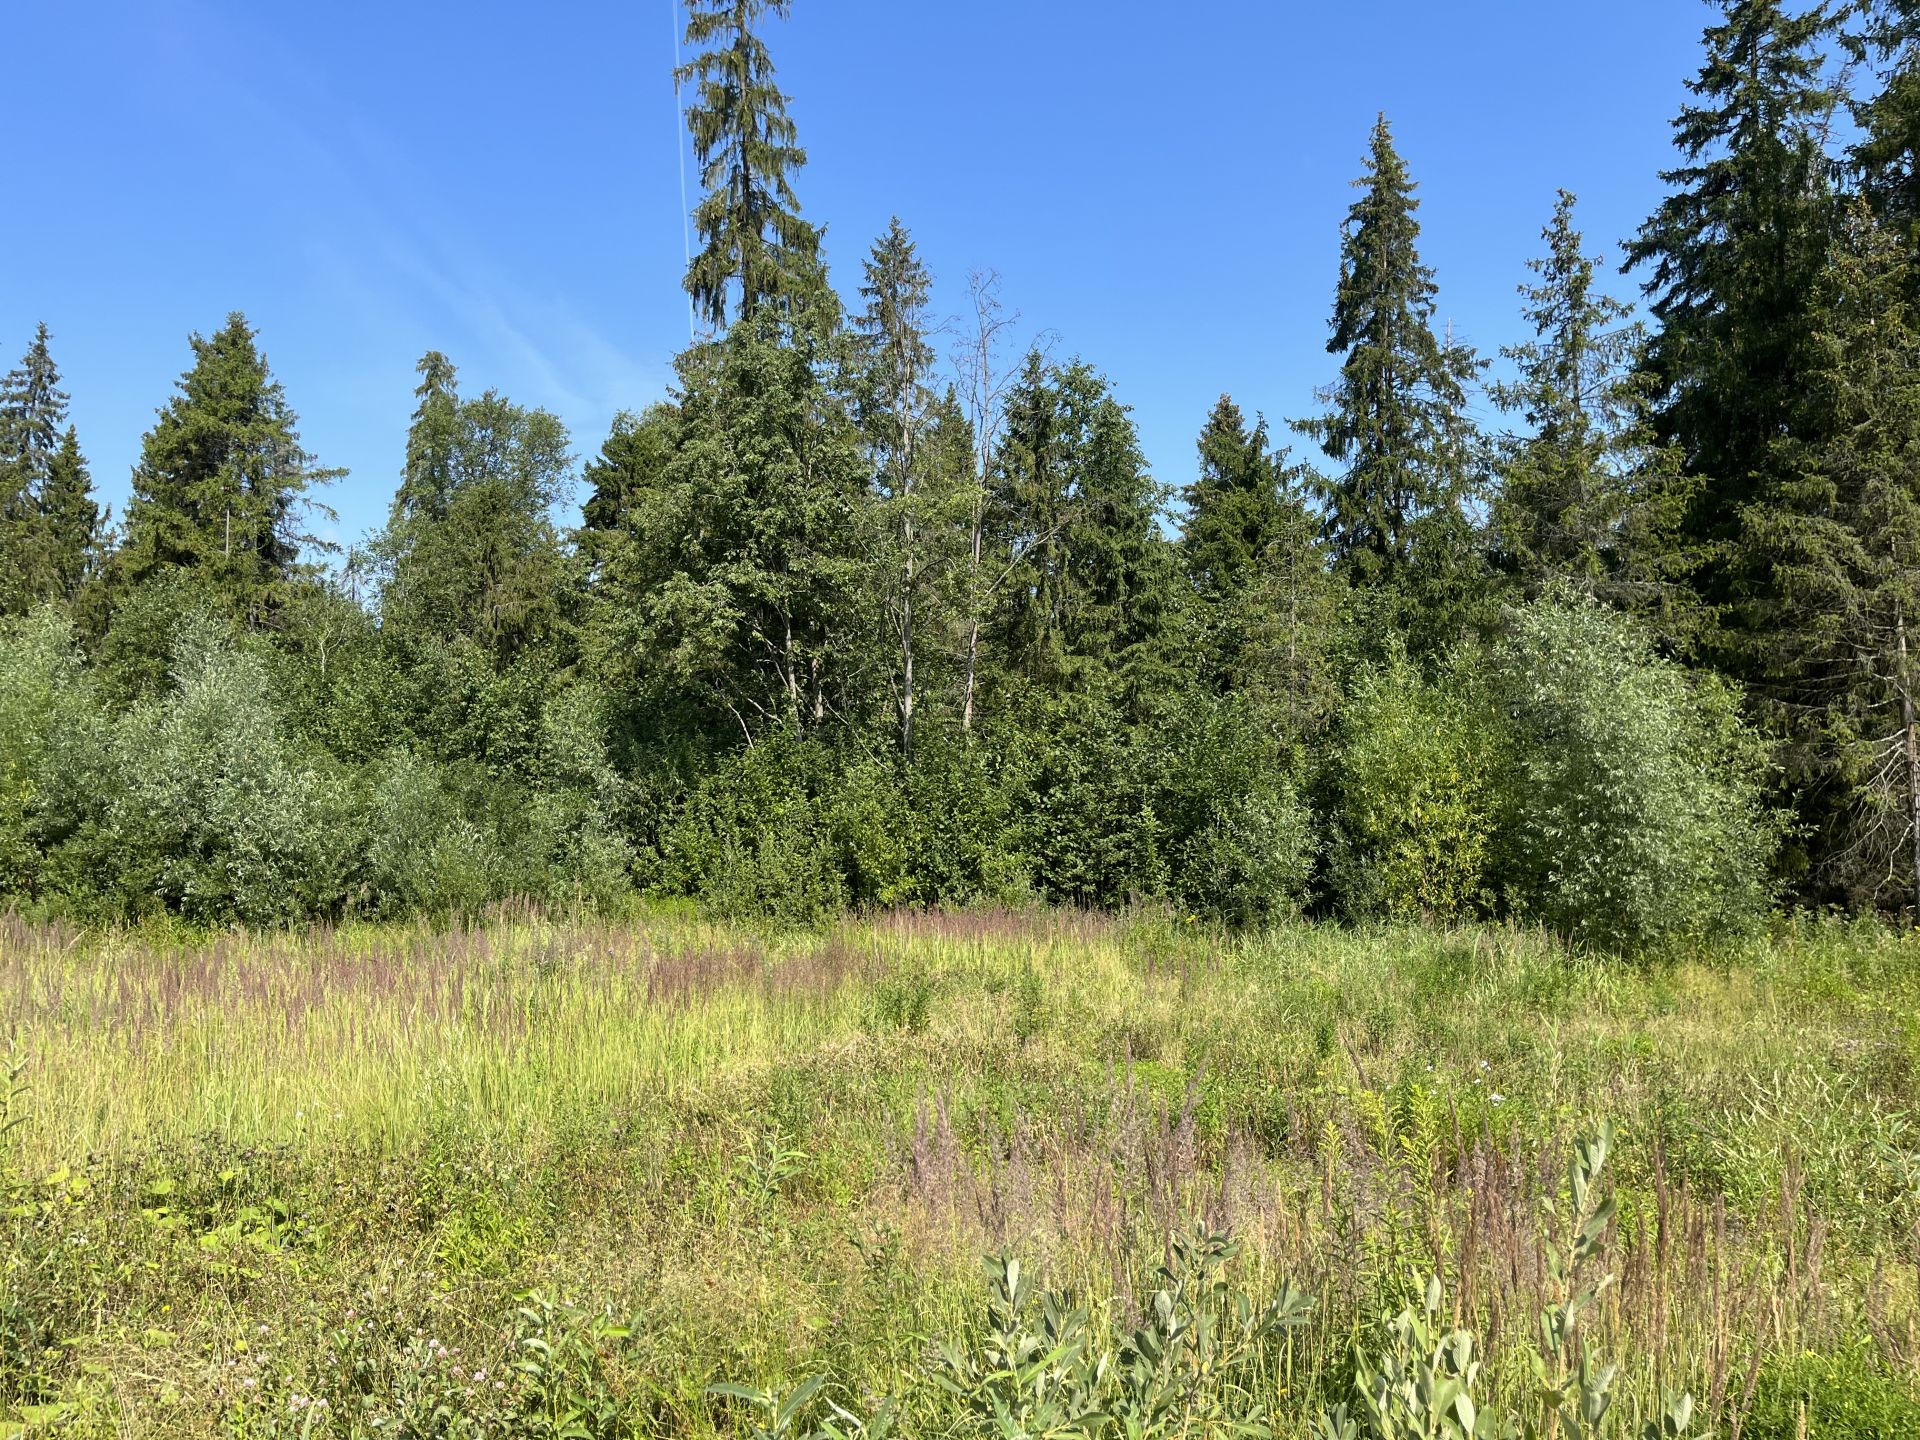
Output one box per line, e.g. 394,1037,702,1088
2,0,1915,947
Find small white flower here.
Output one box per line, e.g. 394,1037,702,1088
1490,1092,1505,1106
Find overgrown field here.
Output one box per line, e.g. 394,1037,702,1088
1,909,1918,1437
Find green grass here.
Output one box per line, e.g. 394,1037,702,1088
0,906,1917,1436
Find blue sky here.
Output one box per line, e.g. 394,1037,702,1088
4,0,1713,552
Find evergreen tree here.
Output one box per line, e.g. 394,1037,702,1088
1624,0,1837,642
0,324,70,613
1184,396,1285,599
986,359,1173,712
39,426,100,603
601,324,869,739
1852,1,1920,239
117,313,342,625
677,0,824,329
854,218,939,757
1292,115,1484,645
1489,191,1646,594
1182,396,1340,730
1737,201,1920,908
377,355,574,671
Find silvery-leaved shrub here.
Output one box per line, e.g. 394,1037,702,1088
105,613,347,926
1490,587,1780,954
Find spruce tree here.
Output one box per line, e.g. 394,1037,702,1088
1292,115,1484,644
854,218,939,756
1183,397,1338,730
1738,201,1920,908
38,427,100,603
118,313,341,625
1852,1,1920,239
377,355,573,670
0,324,70,613
1624,0,1837,642
677,0,824,329
1489,191,1645,594
1184,396,1285,599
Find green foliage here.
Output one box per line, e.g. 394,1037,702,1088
1489,589,1779,952
1741,1345,1920,1439
1324,651,1502,924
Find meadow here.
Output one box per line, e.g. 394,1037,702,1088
1,907,1917,1438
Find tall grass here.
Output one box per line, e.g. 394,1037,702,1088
0,907,1916,1435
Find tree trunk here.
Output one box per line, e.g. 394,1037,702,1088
1901,611,1920,924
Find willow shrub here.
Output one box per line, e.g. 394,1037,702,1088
1489,589,1780,954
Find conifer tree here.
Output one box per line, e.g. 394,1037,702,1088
1489,191,1646,594
677,0,824,329
986,359,1172,710
39,427,100,603
1624,0,1837,641
1293,115,1484,644
854,218,939,756
1184,396,1285,599
1738,201,1920,908
1852,1,1920,239
377,354,573,670
0,324,70,613
117,314,341,625
1183,397,1339,730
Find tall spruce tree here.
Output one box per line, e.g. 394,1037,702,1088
1489,191,1646,594
0,324,71,613
1624,0,1837,646
677,0,824,329
1737,201,1920,908
1852,1,1920,239
854,218,939,756
117,314,341,625
1293,115,1484,645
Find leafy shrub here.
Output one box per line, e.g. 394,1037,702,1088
0,609,113,907
1741,1345,1920,1439
659,733,850,923
1324,650,1503,924
1149,692,1316,925
1490,590,1779,953
100,616,357,926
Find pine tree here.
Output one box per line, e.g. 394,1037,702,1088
677,0,824,329
394,351,460,527
1624,0,1837,639
117,314,342,625
1489,191,1645,594
1292,115,1484,641
39,427,100,603
0,324,71,613
854,218,939,756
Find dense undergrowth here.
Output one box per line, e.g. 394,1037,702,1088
0,908,1917,1436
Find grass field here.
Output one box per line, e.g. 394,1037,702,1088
1,907,1918,1437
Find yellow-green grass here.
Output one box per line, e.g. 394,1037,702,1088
1,907,1917,1436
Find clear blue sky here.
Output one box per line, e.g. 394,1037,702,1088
3,0,1712,552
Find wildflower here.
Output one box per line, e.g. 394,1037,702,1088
1490,1092,1505,1106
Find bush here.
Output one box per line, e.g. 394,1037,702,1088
0,609,113,907
658,733,850,923
1323,650,1503,924
1741,1345,1920,1439
1149,693,1316,925
101,615,355,926
1490,589,1779,953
